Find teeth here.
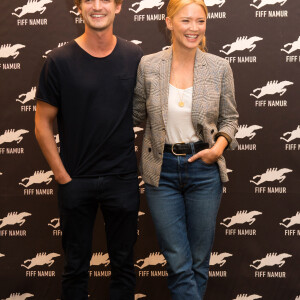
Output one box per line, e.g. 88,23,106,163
91,15,105,18
186,35,198,38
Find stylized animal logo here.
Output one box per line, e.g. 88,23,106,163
0,129,29,145
250,80,293,99
0,44,26,59
220,36,263,55
16,87,36,104
129,0,165,14
131,40,142,45
209,252,232,266
250,168,293,185
205,0,226,7
281,36,300,54
233,295,262,300
43,42,68,58
90,252,110,267
250,253,292,270
280,125,300,142
135,294,146,300
70,5,80,16
220,211,262,228
0,212,32,229
135,252,166,269
48,218,60,228
280,212,300,228
2,293,34,300
250,0,287,9
19,170,54,187
235,125,263,140
12,0,53,18
21,252,60,269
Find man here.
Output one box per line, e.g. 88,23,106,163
34,0,143,299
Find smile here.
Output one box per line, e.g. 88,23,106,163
91,14,106,18
185,34,199,39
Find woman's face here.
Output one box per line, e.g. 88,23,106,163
167,3,206,51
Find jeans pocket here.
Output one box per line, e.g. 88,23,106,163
58,179,73,187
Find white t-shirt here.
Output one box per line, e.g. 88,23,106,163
165,84,199,144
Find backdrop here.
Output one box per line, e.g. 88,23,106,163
0,0,299,299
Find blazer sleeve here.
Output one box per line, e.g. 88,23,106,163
133,57,147,126
217,61,239,150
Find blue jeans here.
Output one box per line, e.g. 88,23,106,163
145,149,222,300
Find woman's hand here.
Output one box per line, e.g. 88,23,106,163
188,136,229,164
188,148,220,164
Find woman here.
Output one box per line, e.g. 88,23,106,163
133,0,238,299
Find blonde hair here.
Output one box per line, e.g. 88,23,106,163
167,0,208,52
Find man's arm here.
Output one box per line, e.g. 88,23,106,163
35,100,71,184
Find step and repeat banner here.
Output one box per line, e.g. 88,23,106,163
0,0,299,299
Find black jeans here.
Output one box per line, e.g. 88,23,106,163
58,173,140,300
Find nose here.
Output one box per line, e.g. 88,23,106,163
190,21,198,31
93,0,103,10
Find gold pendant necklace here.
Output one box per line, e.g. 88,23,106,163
177,87,185,107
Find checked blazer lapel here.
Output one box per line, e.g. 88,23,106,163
159,48,172,127
192,49,210,131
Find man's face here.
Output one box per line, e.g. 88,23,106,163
78,0,122,32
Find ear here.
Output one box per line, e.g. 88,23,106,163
166,17,173,31
115,3,122,14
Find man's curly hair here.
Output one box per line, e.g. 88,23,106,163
74,0,123,7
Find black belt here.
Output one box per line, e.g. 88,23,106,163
164,141,209,156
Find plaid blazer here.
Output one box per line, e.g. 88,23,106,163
133,47,238,187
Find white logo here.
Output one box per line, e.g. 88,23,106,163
131,40,142,45
280,125,300,142
220,36,263,55
280,212,300,228
135,294,146,300
21,252,60,269
48,218,60,228
19,170,54,187
54,134,60,144
250,80,293,99
233,295,262,300
250,0,287,9
250,168,292,185
250,253,292,269
90,252,110,267
205,0,226,7
209,252,232,266
295,296,300,300
135,252,166,269
134,127,144,138
281,36,300,54
236,125,262,140
129,0,165,14
0,212,32,229
12,0,53,18
2,293,34,300
16,87,36,104
220,211,262,228
0,44,26,59
0,129,29,145
43,42,68,58
70,5,80,16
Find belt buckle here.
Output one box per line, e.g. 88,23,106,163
171,142,186,156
